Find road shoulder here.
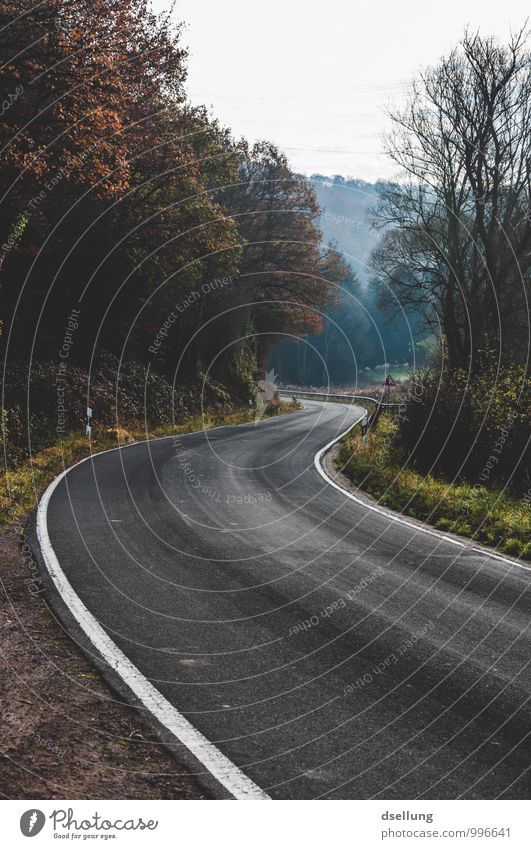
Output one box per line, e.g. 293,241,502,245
0,525,209,799
322,443,529,568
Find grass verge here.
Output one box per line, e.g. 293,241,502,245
335,415,530,560
1,398,300,525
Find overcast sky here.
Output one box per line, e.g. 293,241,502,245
153,1,529,181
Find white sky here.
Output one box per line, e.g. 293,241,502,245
153,0,530,180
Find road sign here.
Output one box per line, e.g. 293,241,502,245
384,374,396,387
86,406,93,418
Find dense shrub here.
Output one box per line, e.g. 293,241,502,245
398,360,530,495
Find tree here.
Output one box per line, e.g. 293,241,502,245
371,28,531,369
222,141,350,374
0,0,186,256
0,0,346,402
0,1,243,371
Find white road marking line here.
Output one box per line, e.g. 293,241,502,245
313,409,531,573
36,448,270,801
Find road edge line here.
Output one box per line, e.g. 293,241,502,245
313,410,530,573
35,442,271,801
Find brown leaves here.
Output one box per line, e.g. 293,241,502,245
0,0,187,205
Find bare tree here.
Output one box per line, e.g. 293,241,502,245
371,28,531,368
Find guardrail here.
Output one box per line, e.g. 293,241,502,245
278,389,405,410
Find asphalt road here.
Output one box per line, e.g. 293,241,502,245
42,400,530,799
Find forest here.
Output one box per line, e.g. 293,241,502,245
0,0,348,459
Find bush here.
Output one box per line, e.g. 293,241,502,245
398,357,530,494
501,538,523,556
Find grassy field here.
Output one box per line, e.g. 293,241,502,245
336,414,531,560
356,365,412,386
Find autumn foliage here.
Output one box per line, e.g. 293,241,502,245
0,0,346,405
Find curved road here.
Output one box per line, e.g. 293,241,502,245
38,401,530,799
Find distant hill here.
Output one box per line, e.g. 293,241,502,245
269,175,431,386
311,175,382,284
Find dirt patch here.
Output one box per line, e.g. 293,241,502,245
0,527,209,799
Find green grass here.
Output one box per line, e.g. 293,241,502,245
359,366,412,386
1,399,300,526
336,416,531,560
